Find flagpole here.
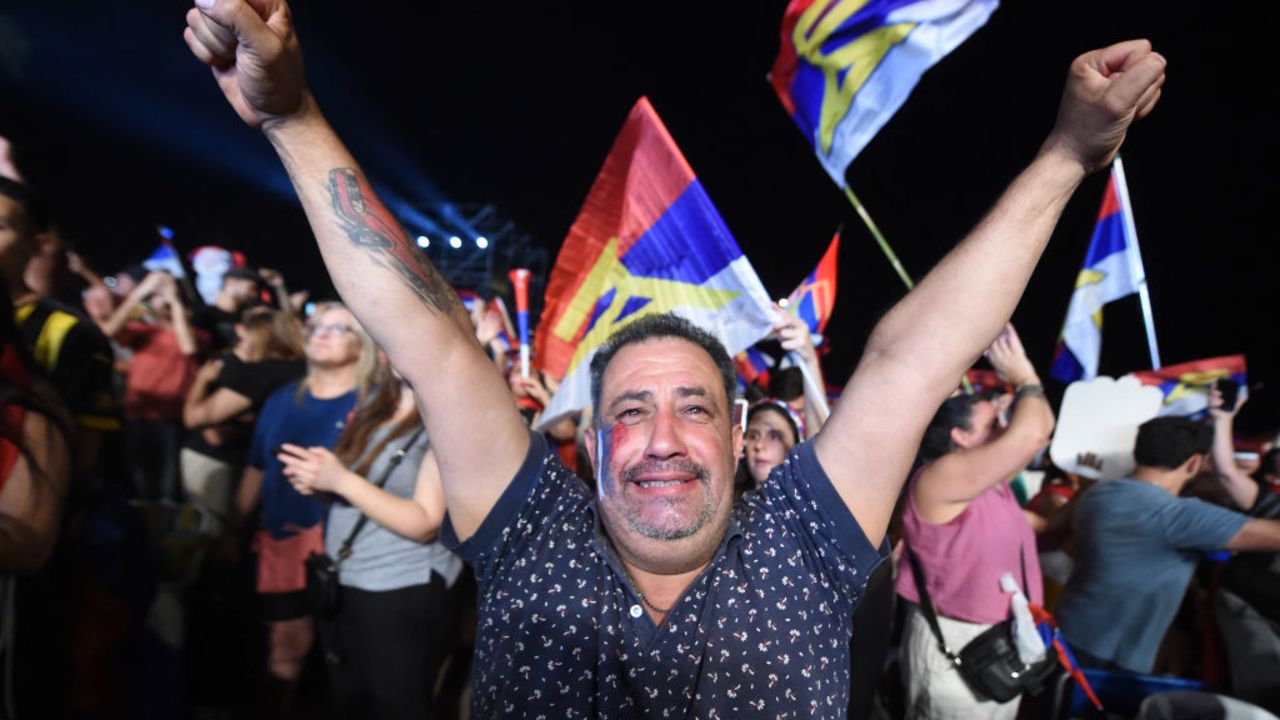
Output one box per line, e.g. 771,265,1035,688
788,351,831,419
1110,156,1162,370
839,184,977,394
840,185,914,290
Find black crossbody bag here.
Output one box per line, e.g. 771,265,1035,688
304,427,425,618
904,543,1057,702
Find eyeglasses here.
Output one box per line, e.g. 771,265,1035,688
307,322,356,337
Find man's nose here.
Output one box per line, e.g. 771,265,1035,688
644,406,687,460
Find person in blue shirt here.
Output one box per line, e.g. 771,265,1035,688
184,2,1169,712
238,302,377,712
1057,416,1280,673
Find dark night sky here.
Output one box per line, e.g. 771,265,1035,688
2,1,1277,431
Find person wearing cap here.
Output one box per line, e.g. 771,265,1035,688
193,265,264,353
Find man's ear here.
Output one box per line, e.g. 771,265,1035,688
584,424,598,469
1182,453,1206,477
731,420,744,462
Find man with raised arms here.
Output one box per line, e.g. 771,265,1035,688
183,1,1165,713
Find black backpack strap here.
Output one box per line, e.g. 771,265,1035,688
335,426,425,562
903,542,962,666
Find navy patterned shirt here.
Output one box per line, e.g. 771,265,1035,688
442,430,886,718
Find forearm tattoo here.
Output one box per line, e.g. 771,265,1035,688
327,167,460,314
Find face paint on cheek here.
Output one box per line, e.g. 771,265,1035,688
596,423,628,499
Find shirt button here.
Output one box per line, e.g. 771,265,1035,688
629,604,643,618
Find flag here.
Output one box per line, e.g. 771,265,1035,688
770,0,998,185
535,98,776,421
143,240,187,278
785,230,840,344
735,346,778,391
1127,355,1247,418
1050,164,1149,383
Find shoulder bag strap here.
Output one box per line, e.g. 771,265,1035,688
903,541,962,665
335,426,426,562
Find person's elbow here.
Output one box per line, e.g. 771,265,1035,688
183,406,209,429
403,518,442,543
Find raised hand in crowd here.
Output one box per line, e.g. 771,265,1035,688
912,324,1054,524
772,304,828,437
1209,384,1259,511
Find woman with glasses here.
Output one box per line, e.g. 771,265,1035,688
237,302,378,714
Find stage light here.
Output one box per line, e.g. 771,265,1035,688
449,236,462,249
416,235,430,248
476,236,489,249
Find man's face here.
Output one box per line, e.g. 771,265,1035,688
589,337,742,573
222,277,259,305
0,195,33,280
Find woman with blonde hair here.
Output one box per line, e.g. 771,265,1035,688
182,307,307,522
236,302,378,713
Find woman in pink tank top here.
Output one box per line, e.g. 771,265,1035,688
895,326,1055,720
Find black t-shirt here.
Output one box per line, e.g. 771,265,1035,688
15,297,119,432
182,356,306,465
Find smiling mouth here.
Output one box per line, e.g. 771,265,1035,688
633,477,694,489
620,460,707,491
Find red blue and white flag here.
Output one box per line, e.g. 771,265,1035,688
734,346,778,391
785,230,840,345
1050,164,1151,383
535,98,776,421
770,0,997,185
1127,355,1247,418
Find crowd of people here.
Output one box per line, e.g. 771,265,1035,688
1,1,1278,718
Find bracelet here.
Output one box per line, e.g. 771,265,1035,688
1015,382,1045,399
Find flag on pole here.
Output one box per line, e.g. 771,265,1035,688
1050,164,1153,383
785,229,840,344
1127,355,1247,418
143,239,187,278
734,346,778,391
770,0,998,185
534,98,776,422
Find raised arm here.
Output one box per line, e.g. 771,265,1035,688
814,41,1165,545
774,308,829,439
1208,386,1259,511
100,270,164,338
184,0,528,539
913,325,1054,522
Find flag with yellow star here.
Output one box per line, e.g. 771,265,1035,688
1128,355,1247,418
534,97,776,421
1051,165,1150,382
769,0,998,185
